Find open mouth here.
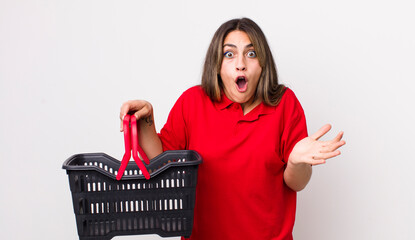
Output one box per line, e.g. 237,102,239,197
236,76,248,91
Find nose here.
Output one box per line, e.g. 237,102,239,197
236,55,246,71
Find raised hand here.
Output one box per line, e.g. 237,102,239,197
288,124,346,166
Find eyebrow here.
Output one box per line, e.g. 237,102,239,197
223,43,254,49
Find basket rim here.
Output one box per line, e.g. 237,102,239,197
62,150,202,180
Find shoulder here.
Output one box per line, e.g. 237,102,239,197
179,85,209,102
280,87,302,107
275,87,305,118
173,85,209,110
182,85,205,97
281,87,297,101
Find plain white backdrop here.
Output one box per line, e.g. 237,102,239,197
1,0,414,239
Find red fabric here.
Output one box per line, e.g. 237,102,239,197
159,86,308,240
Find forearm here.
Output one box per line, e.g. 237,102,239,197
283,161,312,192
138,114,163,159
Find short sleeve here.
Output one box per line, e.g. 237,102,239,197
158,91,189,151
280,89,308,163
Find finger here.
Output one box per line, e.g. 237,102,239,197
120,101,133,120
119,102,129,131
310,124,332,140
133,105,151,121
119,113,130,132
313,150,341,160
302,156,326,165
311,160,326,166
331,131,344,143
320,140,346,153
120,101,143,131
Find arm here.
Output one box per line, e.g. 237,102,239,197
284,124,346,191
120,100,163,159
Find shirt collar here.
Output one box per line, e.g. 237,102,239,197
214,92,234,110
214,92,276,121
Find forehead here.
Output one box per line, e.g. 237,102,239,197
223,30,252,46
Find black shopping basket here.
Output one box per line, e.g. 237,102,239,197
62,150,202,239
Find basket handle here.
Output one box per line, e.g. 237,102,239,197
131,116,150,164
116,115,132,180
116,114,151,180
130,115,150,179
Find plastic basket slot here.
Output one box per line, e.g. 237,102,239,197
120,201,124,213
72,174,85,192
130,200,135,212
81,219,87,236
78,198,85,214
89,219,100,236
127,218,132,230
125,200,130,212
106,220,112,234
121,218,126,231
161,217,186,232
91,203,102,214
169,199,173,210
144,217,150,229
135,200,140,211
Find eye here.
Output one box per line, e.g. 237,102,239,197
224,51,234,58
247,50,257,58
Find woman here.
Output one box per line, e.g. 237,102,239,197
120,18,345,240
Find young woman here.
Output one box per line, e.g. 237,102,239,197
120,18,345,240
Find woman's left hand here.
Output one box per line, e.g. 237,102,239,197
288,124,346,166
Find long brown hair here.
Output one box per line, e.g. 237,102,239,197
201,18,286,106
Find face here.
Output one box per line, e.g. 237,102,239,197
220,30,262,107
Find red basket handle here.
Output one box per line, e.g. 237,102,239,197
116,114,151,180
131,116,150,164
116,115,132,180
131,116,150,179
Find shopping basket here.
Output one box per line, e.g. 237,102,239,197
63,115,202,239
63,150,202,239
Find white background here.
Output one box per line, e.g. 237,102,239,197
1,0,414,239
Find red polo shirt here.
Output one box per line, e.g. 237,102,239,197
159,86,308,240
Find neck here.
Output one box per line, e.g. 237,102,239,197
241,99,261,115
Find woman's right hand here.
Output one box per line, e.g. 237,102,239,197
119,100,154,132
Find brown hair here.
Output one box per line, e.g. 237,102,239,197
201,18,286,106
